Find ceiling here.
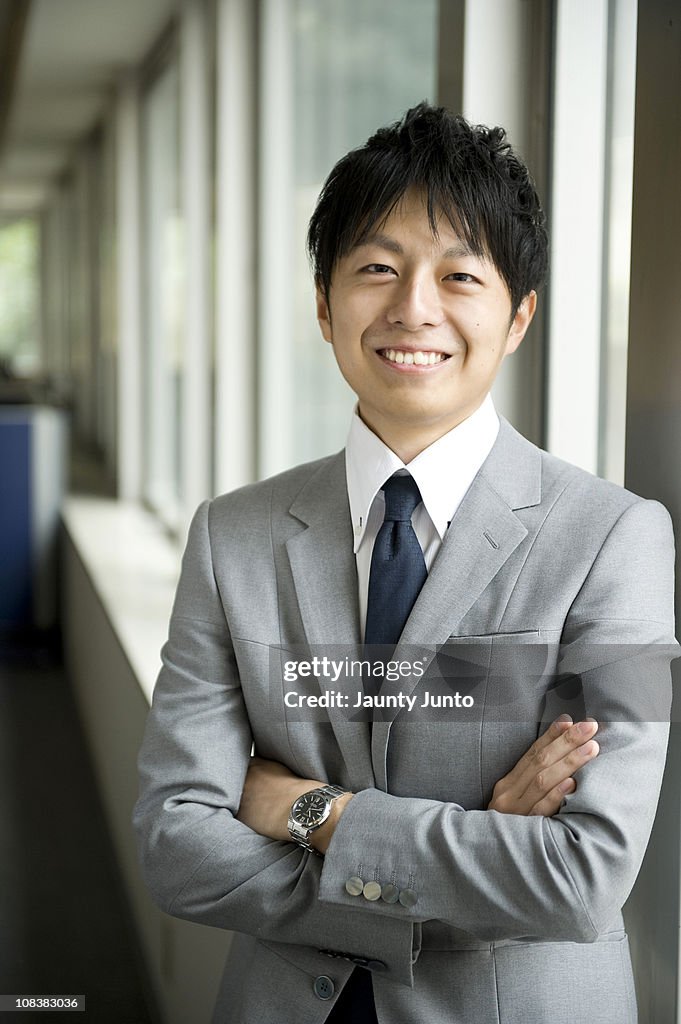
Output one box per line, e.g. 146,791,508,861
0,0,178,215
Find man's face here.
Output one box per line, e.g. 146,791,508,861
316,188,536,459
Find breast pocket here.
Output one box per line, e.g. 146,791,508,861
435,630,568,806
386,633,544,807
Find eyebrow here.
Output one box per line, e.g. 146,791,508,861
352,232,473,260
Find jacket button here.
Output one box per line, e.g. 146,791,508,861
313,975,335,1000
363,881,382,901
367,959,387,972
381,883,399,904
398,888,418,908
345,875,364,896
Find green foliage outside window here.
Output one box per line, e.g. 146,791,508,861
0,218,40,376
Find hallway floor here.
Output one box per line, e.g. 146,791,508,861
0,631,157,1023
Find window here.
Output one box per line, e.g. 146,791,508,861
600,0,637,483
141,56,184,527
0,217,41,378
258,0,439,477
547,0,637,483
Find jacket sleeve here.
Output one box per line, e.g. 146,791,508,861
318,498,679,942
132,500,417,987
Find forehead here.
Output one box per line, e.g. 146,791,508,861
348,187,487,260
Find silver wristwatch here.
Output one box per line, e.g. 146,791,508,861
288,785,346,852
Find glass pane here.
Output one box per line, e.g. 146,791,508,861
0,218,41,378
98,120,118,478
601,0,637,484
142,59,184,524
291,0,439,464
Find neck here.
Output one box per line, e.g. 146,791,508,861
358,403,485,463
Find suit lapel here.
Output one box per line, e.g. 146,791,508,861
285,452,375,789
411,416,541,638
286,453,360,647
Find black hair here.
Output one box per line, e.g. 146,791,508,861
306,101,548,316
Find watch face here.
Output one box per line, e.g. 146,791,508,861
293,792,328,827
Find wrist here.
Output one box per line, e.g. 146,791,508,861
281,779,325,842
287,784,353,855
309,791,353,855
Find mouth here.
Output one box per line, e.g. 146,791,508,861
377,347,451,369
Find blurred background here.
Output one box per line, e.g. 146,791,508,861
0,1,679,1022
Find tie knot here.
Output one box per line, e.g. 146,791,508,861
382,474,423,522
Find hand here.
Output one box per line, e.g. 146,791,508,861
236,757,353,854
487,716,599,816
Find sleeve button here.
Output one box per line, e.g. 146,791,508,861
362,880,382,901
380,883,399,904
398,888,418,908
345,876,364,896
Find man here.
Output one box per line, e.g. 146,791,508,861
134,103,677,1023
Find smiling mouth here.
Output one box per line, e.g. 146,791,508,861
378,348,451,366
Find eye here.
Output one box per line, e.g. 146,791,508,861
445,272,475,283
362,263,395,275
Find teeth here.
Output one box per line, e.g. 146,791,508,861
382,349,445,365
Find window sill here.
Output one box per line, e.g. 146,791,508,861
61,496,182,704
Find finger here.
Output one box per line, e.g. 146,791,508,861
533,720,599,781
497,715,574,789
544,718,599,763
531,714,575,753
513,718,599,790
488,717,573,806
528,777,576,816
488,718,599,813
555,718,599,755
520,738,600,808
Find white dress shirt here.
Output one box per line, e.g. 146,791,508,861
345,393,500,640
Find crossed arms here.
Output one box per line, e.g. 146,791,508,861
235,716,601,854
133,495,677,984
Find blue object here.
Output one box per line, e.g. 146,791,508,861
0,419,32,625
365,473,428,650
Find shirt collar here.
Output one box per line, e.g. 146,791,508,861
345,394,500,552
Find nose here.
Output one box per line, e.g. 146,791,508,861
386,272,444,330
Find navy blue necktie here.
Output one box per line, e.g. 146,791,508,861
364,473,428,657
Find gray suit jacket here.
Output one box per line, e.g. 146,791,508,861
134,418,678,1024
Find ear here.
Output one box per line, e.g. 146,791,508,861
316,286,333,343
504,290,537,356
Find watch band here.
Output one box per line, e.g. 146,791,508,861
288,785,346,852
